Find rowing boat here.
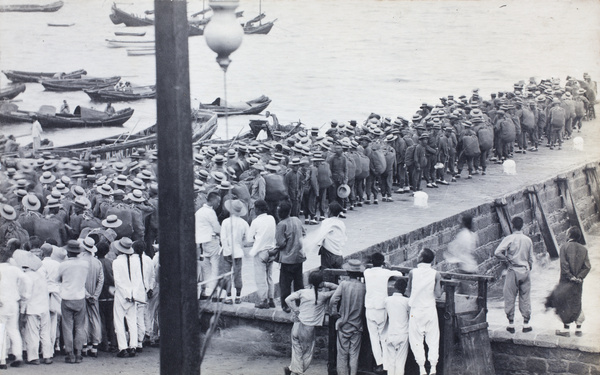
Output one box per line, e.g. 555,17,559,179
127,49,155,56
36,105,134,128
0,0,63,12
48,23,74,27
106,39,155,48
109,3,153,26
114,31,146,36
84,85,156,102
197,95,271,116
0,84,26,100
41,76,121,91
2,68,87,83
0,102,35,124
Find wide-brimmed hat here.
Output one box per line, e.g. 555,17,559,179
265,160,280,172
15,189,27,199
96,184,113,196
91,162,105,171
102,214,123,228
251,162,265,171
198,169,210,180
0,204,17,220
129,177,146,190
39,171,56,184
289,157,301,166
224,199,247,217
342,259,365,273
217,180,234,190
41,159,58,171
71,185,86,197
137,169,154,181
22,194,41,211
46,190,63,201
60,175,71,185
337,184,351,199
54,183,69,195
80,237,97,254
212,154,226,164
211,171,227,183
127,189,146,203
114,237,134,255
113,174,129,187
12,250,43,271
64,239,82,253
73,196,92,210
46,197,62,209
113,161,127,173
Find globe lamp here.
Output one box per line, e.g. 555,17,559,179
204,0,244,72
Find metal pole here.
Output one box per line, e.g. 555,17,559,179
155,1,200,374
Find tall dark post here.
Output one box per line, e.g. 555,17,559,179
154,1,200,374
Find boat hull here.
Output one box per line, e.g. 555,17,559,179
2,69,87,83
198,96,271,116
37,107,134,128
0,0,63,12
41,76,121,91
0,83,26,100
84,86,156,102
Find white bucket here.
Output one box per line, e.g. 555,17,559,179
573,137,584,151
414,191,428,208
503,160,517,175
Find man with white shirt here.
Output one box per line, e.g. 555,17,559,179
132,240,154,352
220,199,249,304
363,252,403,373
247,200,276,309
40,243,62,355
112,237,145,358
57,240,89,364
13,250,53,365
195,192,221,300
0,248,30,369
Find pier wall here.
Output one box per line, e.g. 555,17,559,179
204,161,600,366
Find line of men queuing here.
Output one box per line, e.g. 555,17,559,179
0,157,162,366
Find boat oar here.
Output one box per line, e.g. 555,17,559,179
122,120,141,143
282,120,303,138
228,122,248,147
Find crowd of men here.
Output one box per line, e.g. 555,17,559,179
0,74,597,369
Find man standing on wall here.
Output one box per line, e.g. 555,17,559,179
494,216,535,333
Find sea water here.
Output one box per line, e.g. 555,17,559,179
0,0,599,147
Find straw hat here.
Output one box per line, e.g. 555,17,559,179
265,160,280,172
127,189,146,203
342,259,365,272
71,185,86,197
96,184,114,196
39,171,56,184
80,237,97,254
91,162,105,171
212,154,226,164
41,159,58,171
129,178,146,190
46,190,63,201
0,204,17,220
211,171,227,183
46,198,62,209
12,250,43,271
224,199,247,217
337,184,351,199
137,169,154,181
55,183,69,195
102,214,123,228
73,196,92,210
15,189,27,199
113,162,127,173
114,237,134,255
113,174,129,187
217,181,234,190
22,194,41,211
289,157,301,166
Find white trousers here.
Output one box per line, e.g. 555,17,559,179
136,303,146,347
24,313,53,360
49,311,59,350
0,313,22,363
365,308,387,366
113,300,137,351
408,307,439,368
383,335,409,375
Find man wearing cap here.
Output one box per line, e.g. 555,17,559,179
195,192,222,300
80,237,104,358
329,259,366,375
112,237,145,357
219,200,249,304
57,240,90,363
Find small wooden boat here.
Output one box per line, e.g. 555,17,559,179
84,85,156,102
114,31,146,37
0,0,63,12
48,22,74,27
2,68,87,83
0,84,26,100
188,24,203,36
106,38,155,48
36,105,134,129
244,19,276,35
198,95,271,116
109,3,153,27
41,76,121,91
127,49,155,56
41,111,218,160
0,102,35,124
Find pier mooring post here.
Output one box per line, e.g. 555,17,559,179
154,1,200,374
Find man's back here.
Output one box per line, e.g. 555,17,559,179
331,279,366,331
275,216,305,264
58,257,89,301
364,267,402,309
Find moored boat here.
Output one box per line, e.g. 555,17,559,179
2,68,87,83
244,19,276,35
127,49,155,56
0,84,26,100
0,102,35,124
114,31,146,37
0,0,63,12
197,95,271,116
40,110,218,159
41,76,121,91
47,23,74,27
106,38,155,48
84,85,156,102
109,3,153,27
36,105,134,128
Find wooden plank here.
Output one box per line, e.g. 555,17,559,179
525,187,560,259
556,176,587,245
456,309,496,375
494,198,513,236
